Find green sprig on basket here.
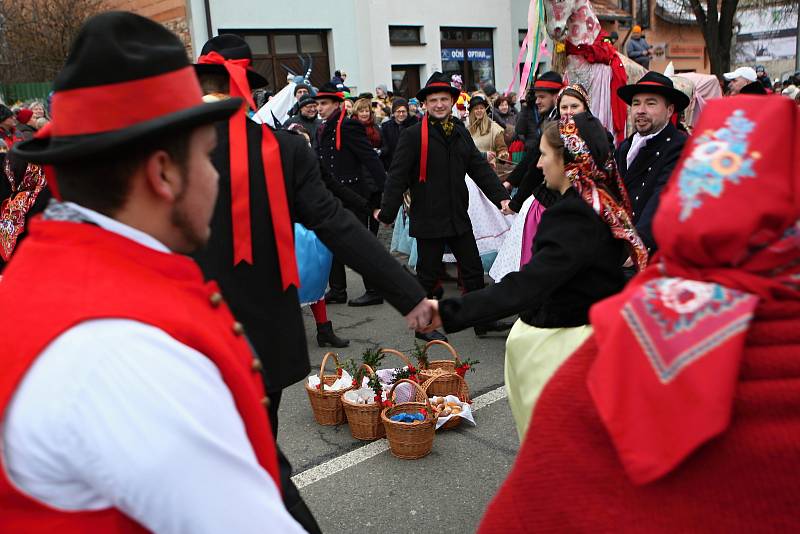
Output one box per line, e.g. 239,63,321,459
361,347,387,370
411,341,429,369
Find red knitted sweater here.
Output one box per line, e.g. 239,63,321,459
478,300,800,532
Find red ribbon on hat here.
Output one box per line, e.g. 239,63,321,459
198,51,299,290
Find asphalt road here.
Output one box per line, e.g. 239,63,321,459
276,227,520,534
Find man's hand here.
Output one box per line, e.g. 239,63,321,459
503,181,513,192
419,299,443,333
500,199,513,215
405,298,437,331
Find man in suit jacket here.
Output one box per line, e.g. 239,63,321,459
615,72,689,255
377,72,512,342
315,82,389,307
192,36,432,533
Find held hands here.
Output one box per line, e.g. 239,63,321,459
408,299,443,333
500,199,513,215
405,298,439,331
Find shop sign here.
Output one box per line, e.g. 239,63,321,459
441,48,465,61
667,44,704,59
466,48,493,61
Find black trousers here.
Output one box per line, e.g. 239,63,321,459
416,232,485,297
328,211,378,293
267,391,323,534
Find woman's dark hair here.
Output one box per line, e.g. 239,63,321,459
495,95,512,110
557,87,589,112
55,129,193,216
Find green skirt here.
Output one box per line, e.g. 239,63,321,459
504,319,593,440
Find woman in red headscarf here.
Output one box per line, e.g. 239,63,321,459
478,95,800,532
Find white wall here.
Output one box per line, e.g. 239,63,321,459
188,0,531,93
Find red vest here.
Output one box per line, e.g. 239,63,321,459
0,219,280,532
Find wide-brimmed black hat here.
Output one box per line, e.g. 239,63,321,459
13,12,240,164
532,71,564,93
417,72,461,101
194,34,269,89
314,82,345,102
617,71,690,112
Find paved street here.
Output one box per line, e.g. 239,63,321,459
277,227,520,534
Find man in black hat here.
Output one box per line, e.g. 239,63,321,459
314,82,390,307
377,72,512,341
515,71,563,151
192,35,432,532
616,71,690,255
284,94,322,146
0,12,305,532
504,72,564,213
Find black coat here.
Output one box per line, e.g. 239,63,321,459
317,109,387,209
194,122,425,393
379,119,510,239
380,115,418,170
515,104,540,150
439,189,626,332
615,122,686,252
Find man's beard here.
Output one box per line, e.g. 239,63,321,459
635,117,665,136
170,171,209,253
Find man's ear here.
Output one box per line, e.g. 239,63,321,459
143,149,180,203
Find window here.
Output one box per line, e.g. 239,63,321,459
389,26,422,45
221,30,331,92
244,35,269,55
440,27,495,92
273,34,298,54
619,0,632,15
300,33,323,53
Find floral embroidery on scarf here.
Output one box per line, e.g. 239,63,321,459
559,117,649,271
622,277,757,383
677,110,759,222
0,160,47,261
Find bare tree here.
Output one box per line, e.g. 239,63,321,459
674,0,798,76
0,0,107,83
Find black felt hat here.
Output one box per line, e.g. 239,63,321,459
194,34,270,89
416,72,461,101
617,71,690,112
314,82,345,102
532,71,564,93
468,95,489,110
297,94,317,109
12,12,240,164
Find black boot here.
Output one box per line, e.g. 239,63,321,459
474,320,514,337
316,321,349,348
324,288,347,304
415,329,448,342
348,289,384,307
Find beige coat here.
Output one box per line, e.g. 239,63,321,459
470,120,509,161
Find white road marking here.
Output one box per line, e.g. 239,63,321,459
291,385,508,489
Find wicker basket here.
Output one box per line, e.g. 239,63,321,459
381,379,436,459
418,340,469,399
342,364,386,441
423,372,471,430
304,352,352,426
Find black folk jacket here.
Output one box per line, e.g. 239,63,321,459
615,122,686,252
379,118,509,239
194,122,425,393
439,189,627,332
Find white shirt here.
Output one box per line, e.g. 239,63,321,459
626,123,668,169
1,204,305,533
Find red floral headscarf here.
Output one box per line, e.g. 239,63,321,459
587,96,800,485
559,115,649,271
